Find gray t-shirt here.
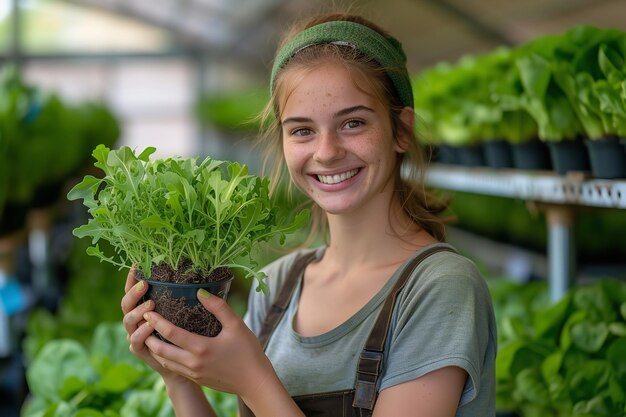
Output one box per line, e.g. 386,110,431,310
244,243,496,416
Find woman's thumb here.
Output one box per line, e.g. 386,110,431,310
197,289,235,326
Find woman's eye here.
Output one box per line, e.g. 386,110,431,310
345,120,363,129
292,128,313,137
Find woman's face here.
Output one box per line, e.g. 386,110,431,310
279,62,407,217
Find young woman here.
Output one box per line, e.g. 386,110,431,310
121,12,497,417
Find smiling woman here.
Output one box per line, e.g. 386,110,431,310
120,11,497,417
279,62,405,216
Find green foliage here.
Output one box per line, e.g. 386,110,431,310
449,192,626,260
0,66,120,219
491,278,626,417
196,88,270,132
413,25,626,146
22,322,238,417
68,145,309,293
413,48,538,146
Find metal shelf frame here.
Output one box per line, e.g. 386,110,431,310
426,164,626,301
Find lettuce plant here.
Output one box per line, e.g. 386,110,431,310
22,322,238,417
494,278,626,417
68,145,308,293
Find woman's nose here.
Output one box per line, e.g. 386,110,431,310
313,130,345,163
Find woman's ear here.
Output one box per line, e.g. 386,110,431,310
394,106,415,153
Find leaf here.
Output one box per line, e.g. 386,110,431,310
567,360,611,401
571,320,609,353
534,292,571,340
26,339,95,402
74,409,107,417
607,337,626,376
91,323,142,369
560,310,588,351
541,351,563,382
515,368,550,406
137,146,156,162
66,175,102,203
517,53,551,100
139,214,175,232
609,322,626,337
92,144,111,174
573,284,616,321
96,363,143,394
73,223,106,242
120,390,173,417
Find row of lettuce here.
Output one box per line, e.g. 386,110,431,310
412,25,626,178
0,66,120,235
413,25,626,147
21,236,626,417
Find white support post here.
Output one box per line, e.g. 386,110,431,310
546,206,575,301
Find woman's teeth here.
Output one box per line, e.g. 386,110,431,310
317,169,358,185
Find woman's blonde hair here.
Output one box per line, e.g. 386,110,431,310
256,13,449,245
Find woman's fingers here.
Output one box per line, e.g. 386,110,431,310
129,321,155,353
121,278,148,314
196,289,238,329
122,298,154,333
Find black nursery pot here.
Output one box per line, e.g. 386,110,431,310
456,144,486,167
585,137,626,179
482,139,513,169
435,144,460,165
511,139,552,171
141,274,234,340
547,137,591,175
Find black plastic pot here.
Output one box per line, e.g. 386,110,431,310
585,137,626,179
141,274,234,340
482,140,513,169
547,137,591,175
511,139,552,171
435,144,460,165
456,144,486,167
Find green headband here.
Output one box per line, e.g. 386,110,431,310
271,20,414,108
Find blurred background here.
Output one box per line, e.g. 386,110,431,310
1,1,626,416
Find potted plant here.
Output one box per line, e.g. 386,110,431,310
579,32,626,179
68,145,308,337
413,59,488,167
513,37,583,173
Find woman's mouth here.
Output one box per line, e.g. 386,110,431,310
316,169,359,185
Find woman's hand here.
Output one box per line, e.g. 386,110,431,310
140,288,275,398
120,268,185,382
123,274,303,416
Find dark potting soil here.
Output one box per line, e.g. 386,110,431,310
136,260,234,338
135,258,232,284
153,289,223,337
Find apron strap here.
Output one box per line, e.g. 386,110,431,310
352,245,456,413
257,250,319,350
239,250,319,416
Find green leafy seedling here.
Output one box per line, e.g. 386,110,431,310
68,145,308,293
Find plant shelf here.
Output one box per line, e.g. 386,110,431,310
426,164,626,209
426,163,626,301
